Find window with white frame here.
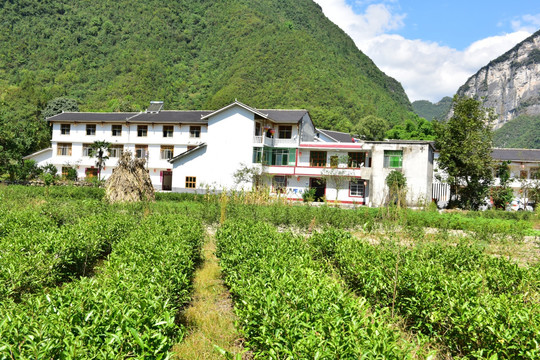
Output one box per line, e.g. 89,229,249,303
384,150,403,168
60,124,70,135
112,125,122,136
86,124,96,136
109,145,124,158
349,179,365,197
160,145,174,160
253,147,263,163
82,143,92,157
57,143,72,156
272,175,287,193
135,145,148,159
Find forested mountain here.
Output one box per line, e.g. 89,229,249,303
493,114,540,149
412,97,452,121
0,0,414,171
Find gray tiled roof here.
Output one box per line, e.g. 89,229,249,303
47,112,139,122
47,111,212,124
491,148,540,162
129,111,212,123
317,129,354,143
47,109,306,124
261,110,308,123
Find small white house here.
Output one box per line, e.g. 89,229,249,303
25,100,436,207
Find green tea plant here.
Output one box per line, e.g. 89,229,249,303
0,215,203,359
309,229,540,359
216,220,430,358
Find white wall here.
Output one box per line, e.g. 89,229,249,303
171,105,256,191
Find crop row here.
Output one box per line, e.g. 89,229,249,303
150,199,533,237
0,211,136,300
216,220,430,358
309,229,540,359
0,215,203,359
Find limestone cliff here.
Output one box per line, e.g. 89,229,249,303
456,29,540,129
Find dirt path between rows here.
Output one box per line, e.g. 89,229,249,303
173,228,245,359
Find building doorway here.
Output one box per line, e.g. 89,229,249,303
309,177,326,202
162,171,172,191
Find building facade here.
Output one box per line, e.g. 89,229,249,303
26,101,435,207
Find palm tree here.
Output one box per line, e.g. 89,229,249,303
89,140,111,182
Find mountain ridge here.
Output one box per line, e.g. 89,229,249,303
456,29,540,129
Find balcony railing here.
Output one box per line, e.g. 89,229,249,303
253,135,297,147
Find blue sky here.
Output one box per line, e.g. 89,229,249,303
314,0,540,101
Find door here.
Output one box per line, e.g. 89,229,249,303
162,171,172,191
309,178,326,202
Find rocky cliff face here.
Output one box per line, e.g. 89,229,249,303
457,30,540,129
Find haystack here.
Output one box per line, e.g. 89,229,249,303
105,151,155,203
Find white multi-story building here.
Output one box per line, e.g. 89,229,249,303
26,100,436,206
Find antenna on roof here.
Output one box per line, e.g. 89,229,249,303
146,101,163,113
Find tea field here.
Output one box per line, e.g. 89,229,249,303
0,185,539,359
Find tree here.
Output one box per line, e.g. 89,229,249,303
434,96,495,210
42,97,79,120
89,141,111,181
490,161,513,209
386,170,407,207
355,115,389,141
321,155,354,205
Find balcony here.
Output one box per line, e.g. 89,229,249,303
263,165,372,178
253,135,297,147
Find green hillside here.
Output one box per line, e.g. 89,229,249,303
0,0,414,171
412,96,452,121
493,115,540,149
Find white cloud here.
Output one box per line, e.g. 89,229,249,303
314,0,532,102
511,13,540,32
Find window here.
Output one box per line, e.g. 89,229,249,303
350,179,365,197
384,150,403,168
253,148,263,163
255,122,262,136
272,176,287,193
310,151,327,167
135,145,148,159
57,143,72,156
330,155,339,167
273,149,290,166
60,124,70,135
190,126,201,138
185,176,196,188
348,152,366,168
163,125,173,137
520,170,528,179
531,168,540,180
278,125,292,139
82,143,92,157
187,145,196,151
86,124,96,136
137,125,148,137
160,145,174,160
109,145,124,158
112,125,122,136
